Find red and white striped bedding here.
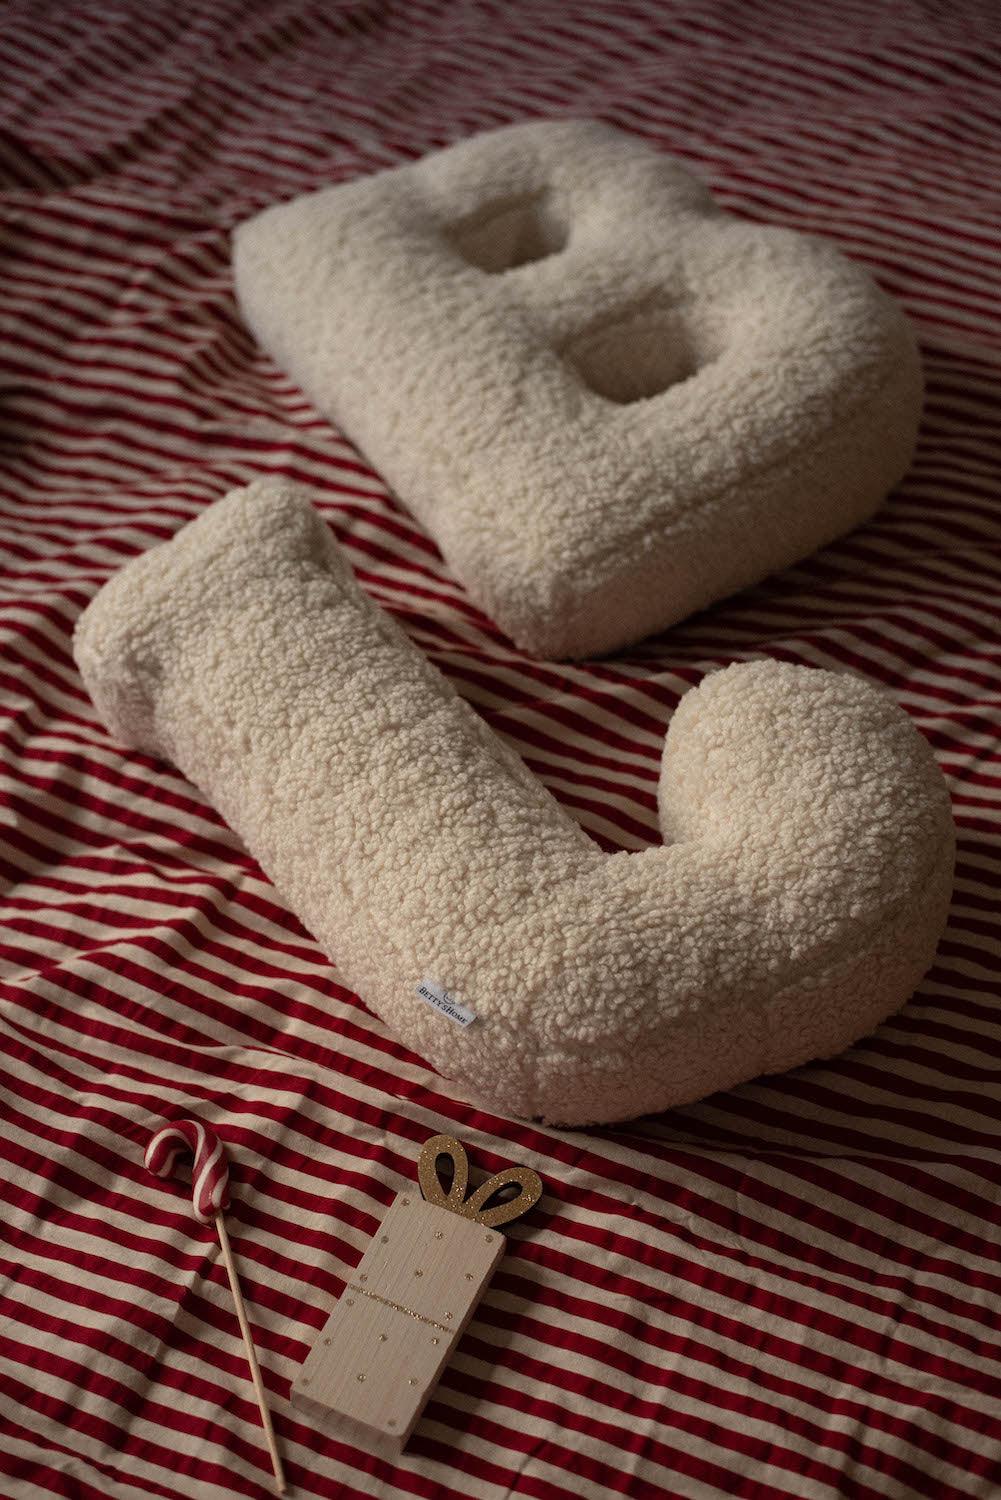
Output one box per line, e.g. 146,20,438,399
2,3,1000,1497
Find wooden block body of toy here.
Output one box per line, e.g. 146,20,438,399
292,1135,542,1453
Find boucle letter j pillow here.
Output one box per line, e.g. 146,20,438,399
234,120,923,657
74,481,954,1126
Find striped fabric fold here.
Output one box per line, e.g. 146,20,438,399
1,3,1000,1497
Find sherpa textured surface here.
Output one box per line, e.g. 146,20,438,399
74,480,954,1127
6,4,1001,1498
234,119,923,657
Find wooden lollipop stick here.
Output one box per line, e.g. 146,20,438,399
145,1119,287,1495
215,1213,286,1495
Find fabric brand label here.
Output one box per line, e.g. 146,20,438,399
415,979,477,1027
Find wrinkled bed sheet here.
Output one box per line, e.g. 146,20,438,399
1,3,1000,1497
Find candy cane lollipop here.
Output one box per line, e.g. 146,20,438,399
146,1120,286,1494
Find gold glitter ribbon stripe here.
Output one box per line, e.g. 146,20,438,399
346,1283,451,1334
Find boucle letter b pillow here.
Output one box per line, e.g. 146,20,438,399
233,120,923,657
74,480,954,1127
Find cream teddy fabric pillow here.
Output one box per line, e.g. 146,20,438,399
233,120,922,658
73,480,954,1127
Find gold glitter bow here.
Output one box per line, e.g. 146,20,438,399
417,1134,542,1228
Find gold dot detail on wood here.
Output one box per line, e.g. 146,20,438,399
359,1274,367,1282
431,1337,439,1345
445,1312,453,1320
402,1198,410,1206
409,1377,417,1386
356,1374,365,1383
346,1299,354,1306
465,1273,473,1280
414,1269,423,1277
435,1230,443,1239
379,1333,387,1342
324,1337,331,1345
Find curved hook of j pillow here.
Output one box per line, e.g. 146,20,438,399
71,478,956,1128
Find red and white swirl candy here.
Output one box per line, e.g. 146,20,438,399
143,1115,285,1491
145,1117,231,1223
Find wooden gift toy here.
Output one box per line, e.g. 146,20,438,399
292,1134,542,1451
